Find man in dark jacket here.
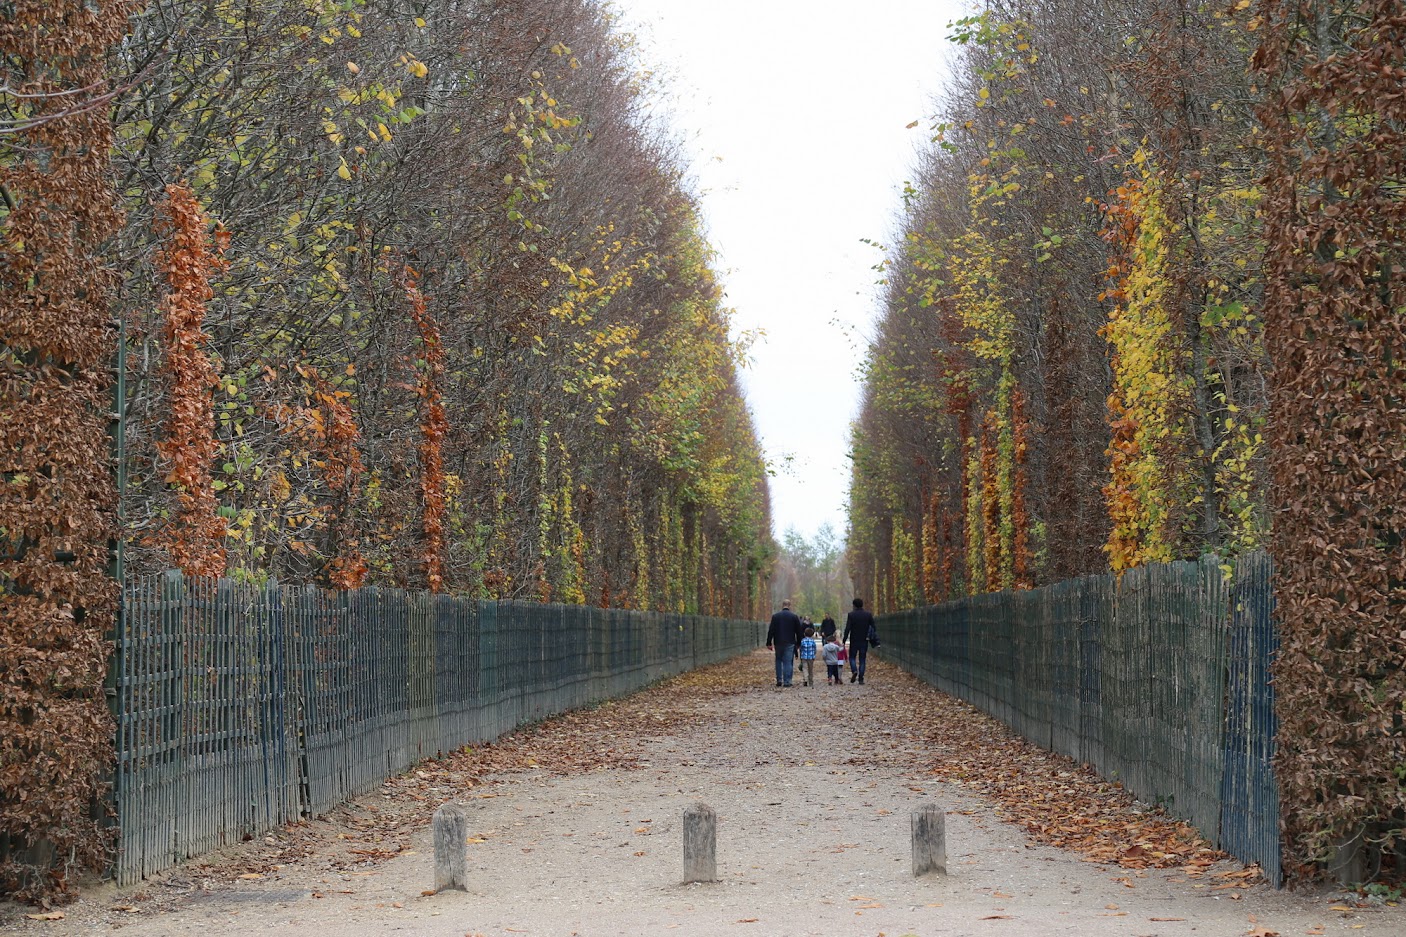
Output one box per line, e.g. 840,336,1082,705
765,599,803,687
842,597,876,684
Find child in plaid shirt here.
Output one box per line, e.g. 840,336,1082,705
798,625,819,687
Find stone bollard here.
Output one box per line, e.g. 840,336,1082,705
912,803,947,877
682,802,717,883
433,802,470,892
1326,828,1365,885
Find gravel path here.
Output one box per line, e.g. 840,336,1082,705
3,649,1401,936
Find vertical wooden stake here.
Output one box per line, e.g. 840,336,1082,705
433,802,469,892
683,802,717,883
912,803,947,877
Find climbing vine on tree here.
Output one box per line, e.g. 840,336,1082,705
1100,165,1196,573
152,183,227,579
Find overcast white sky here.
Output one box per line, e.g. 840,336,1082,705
612,0,970,543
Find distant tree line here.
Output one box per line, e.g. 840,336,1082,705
770,523,848,622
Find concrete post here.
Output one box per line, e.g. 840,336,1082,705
683,802,717,883
912,803,947,877
433,802,470,892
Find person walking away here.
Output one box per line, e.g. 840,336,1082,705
836,639,849,681
822,633,842,685
819,614,836,642
842,597,876,684
765,599,804,687
798,625,819,687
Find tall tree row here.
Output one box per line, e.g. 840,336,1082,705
101,0,773,614
2,0,773,898
848,0,1404,880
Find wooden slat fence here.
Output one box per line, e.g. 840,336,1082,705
111,572,763,884
879,552,1281,884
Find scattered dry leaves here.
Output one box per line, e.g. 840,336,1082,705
863,669,1231,872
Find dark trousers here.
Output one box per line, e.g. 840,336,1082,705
850,643,867,678
773,643,795,685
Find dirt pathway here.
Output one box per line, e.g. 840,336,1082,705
3,650,1401,936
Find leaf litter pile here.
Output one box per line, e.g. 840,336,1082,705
867,665,1245,879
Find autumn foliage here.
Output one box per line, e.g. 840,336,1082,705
101,0,772,618
403,270,446,593
152,183,227,579
849,0,1403,882
1255,0,1406,878
0,0,134,899
1,0,774,903
850,6,1265,611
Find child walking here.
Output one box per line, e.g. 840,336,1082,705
835,638,848,684
823,633,842,685
798,625,818,687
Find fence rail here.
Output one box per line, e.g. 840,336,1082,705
112,572,762,885
879,552,1280,884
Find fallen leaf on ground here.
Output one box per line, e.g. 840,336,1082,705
25,911,64,921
